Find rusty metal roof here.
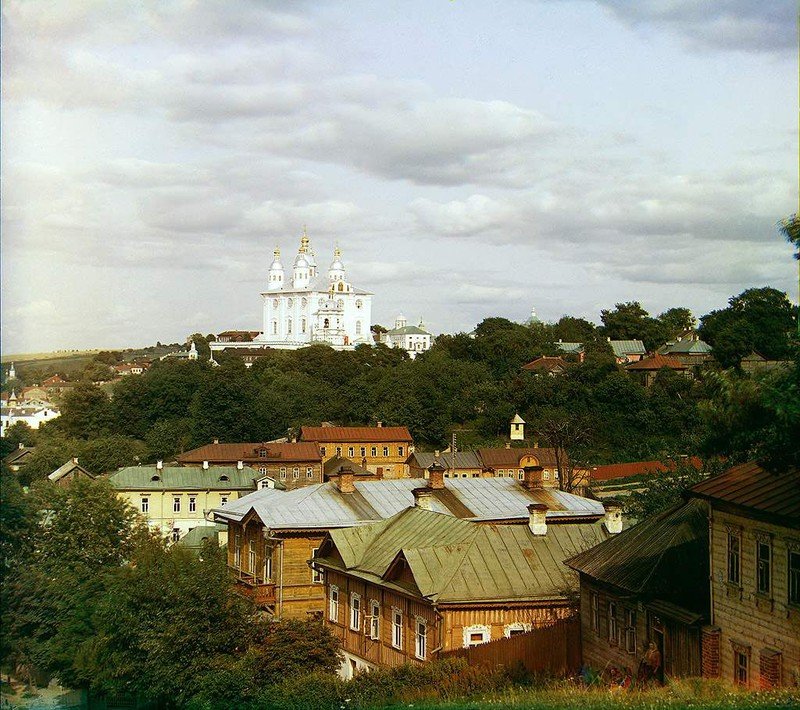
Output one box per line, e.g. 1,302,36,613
178,442,320,463
566,499,709,616
300,425,412,443
689,461,800,527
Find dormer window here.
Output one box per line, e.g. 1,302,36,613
260,449,267,458
219,474,229,482
150,475,160,482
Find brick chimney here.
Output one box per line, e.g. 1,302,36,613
527,503,548,536
412,486,434,510
505,442,511,449
156,460,163,471
603,499,623,535
237,460,244,470
202,460,209,470
376,421,383,428
338,465,355,494
522,466,543,491
427,462,445,490
213,438,219,445
72,457,79,465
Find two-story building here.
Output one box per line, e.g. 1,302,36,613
688,462,799,689
477,446,589,490
406,451,483,479
177,441,323,490
300,425,413,479
109,463,257,541
212,465,607,620
314,502,613,678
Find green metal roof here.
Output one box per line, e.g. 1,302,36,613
318,506,608,603
177,523,227,550
109,466,257,491
388,325,431,336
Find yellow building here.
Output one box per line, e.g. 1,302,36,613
109,463,257,541
300,425,413,479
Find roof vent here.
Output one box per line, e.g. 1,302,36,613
603,499,623,535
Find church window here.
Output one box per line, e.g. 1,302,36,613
319,298,325,306
355,321,362,335
337,299,344,309
338,282,344,292
302,297,308,307
287,318,292,334
356,300,363,309
324,318,330,329
272,299,279,308
301,318,307,333
272,320,278,335
287,298,294,307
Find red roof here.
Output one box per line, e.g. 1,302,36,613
477,447,560,468
591,457,702,482
178,442,321,464
625,354,687,371
689,461,799,526
521,356,568,372
300,426,413,443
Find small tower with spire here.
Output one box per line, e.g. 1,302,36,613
292,228,313,289
267,247,284,292
328,245,345,282
7,362,16,381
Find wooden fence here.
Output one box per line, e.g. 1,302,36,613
441,616,581,676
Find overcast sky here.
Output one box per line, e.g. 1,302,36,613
2,0,797,354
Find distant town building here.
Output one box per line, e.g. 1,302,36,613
4,443,35,472
48,458,95,487
1,400,60,436
657,334,713,367
406,451,484,479
211,229,374,356
625,354,691,387
384,315,433,359
555,339,646,365
521,356,569,376
510,413,526,441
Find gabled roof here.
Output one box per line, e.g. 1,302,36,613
178,442,321,464
522,356,568,372
4,446,35,465
317,507,609,603
176,523,227,551
388,325,431,336
659,339,712,355
477,447,561,469
688,462,800,527
300,426,412,443
625,354,688,371
48,459,94,483
407,451,483,471
110,466,257,491
591,457,702,481
323,455,374,478
609,340,647,357
566,499,709,616
555,341,583,354
213,477,604,529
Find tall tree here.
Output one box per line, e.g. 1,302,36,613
778,213,799,335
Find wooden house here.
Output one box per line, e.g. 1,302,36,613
406,451,483,479
688,462,800,689
566,499,710,680
47,458,95,487
212,466,608,620
314,504,611,678
625,354,691,387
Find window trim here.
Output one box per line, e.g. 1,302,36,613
590,591,600,633
463,624,491,648
369,600,380,640
756,539,772,596
350,593,361,631
328,585,339,623
789,548,800,606
140,497,149,514
415,617,427,660
727,530,742,586
173,496,181,513
311,547,324,584
608,601,618,644
188,496,197,513
391,608,403,649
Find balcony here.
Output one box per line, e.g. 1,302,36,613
229,567,276,607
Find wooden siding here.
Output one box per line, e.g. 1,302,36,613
710,510,800,688
578,579,701,678
442,616,581,675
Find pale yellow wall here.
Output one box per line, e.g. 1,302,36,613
317,442,410,478
116,489,248,537
711,510,800,687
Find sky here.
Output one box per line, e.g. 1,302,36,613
2,0,797,354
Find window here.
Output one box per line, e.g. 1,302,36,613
234,534,241,567
258,466,267,475
320,446,326,457
360,447,366,457
287,298,293,307
369,600,380,639
498,469,505,476
504,623,528,638
356,299,363,309
260,480,270,489
398,446,405,456
543,470,550,480
260,449,267,458
355,321,362,335
728,531,741,585
140,497,149,514
518,471,524,480
306,466,314,479
171,528,181,543
591,592,600,633
350,593,361,631
790,550,800,605
415,618,427,659
383,446,389,457
279,467,287,480
608,602,618,644
189,496,196,513
348,446,354,457
371,447,377,457
757,540,772,595
271,320,278,335
625,609,637,653
311,547,323,584
287,318,292,335
554,469,559,479
220,496,228,506
336,446,342,456
392,609,403,649
292,467,300,480
264,548,273,581
301,318,307,333
463,625,490,647
329,585,339,622
248,541,256,573
173,496,181,513
734,648,749,686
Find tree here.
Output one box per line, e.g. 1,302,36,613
551,316,596,343
57,383,112,438
600,302,666,351
699,287,796,367
189,333,211,361
657,307,695,340
533,408,593,492
778,214,800,335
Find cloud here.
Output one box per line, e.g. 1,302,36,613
587,1,795,54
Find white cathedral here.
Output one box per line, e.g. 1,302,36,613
212,230,374,354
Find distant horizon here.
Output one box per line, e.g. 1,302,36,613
3,1,796,353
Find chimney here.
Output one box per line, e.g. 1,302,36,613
527,503,548,536
213,438,219,445
18,442,24,449
338,465,355,494
505,442,511,450
237,460,244,470
427,462,445,490
603,500,623,535
533,438,539,449
202,460,209,470
434,450,440,458
376,421,383,428
156,460,163,471
412,486,434,510
522,466,543,491
72,457,79,465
